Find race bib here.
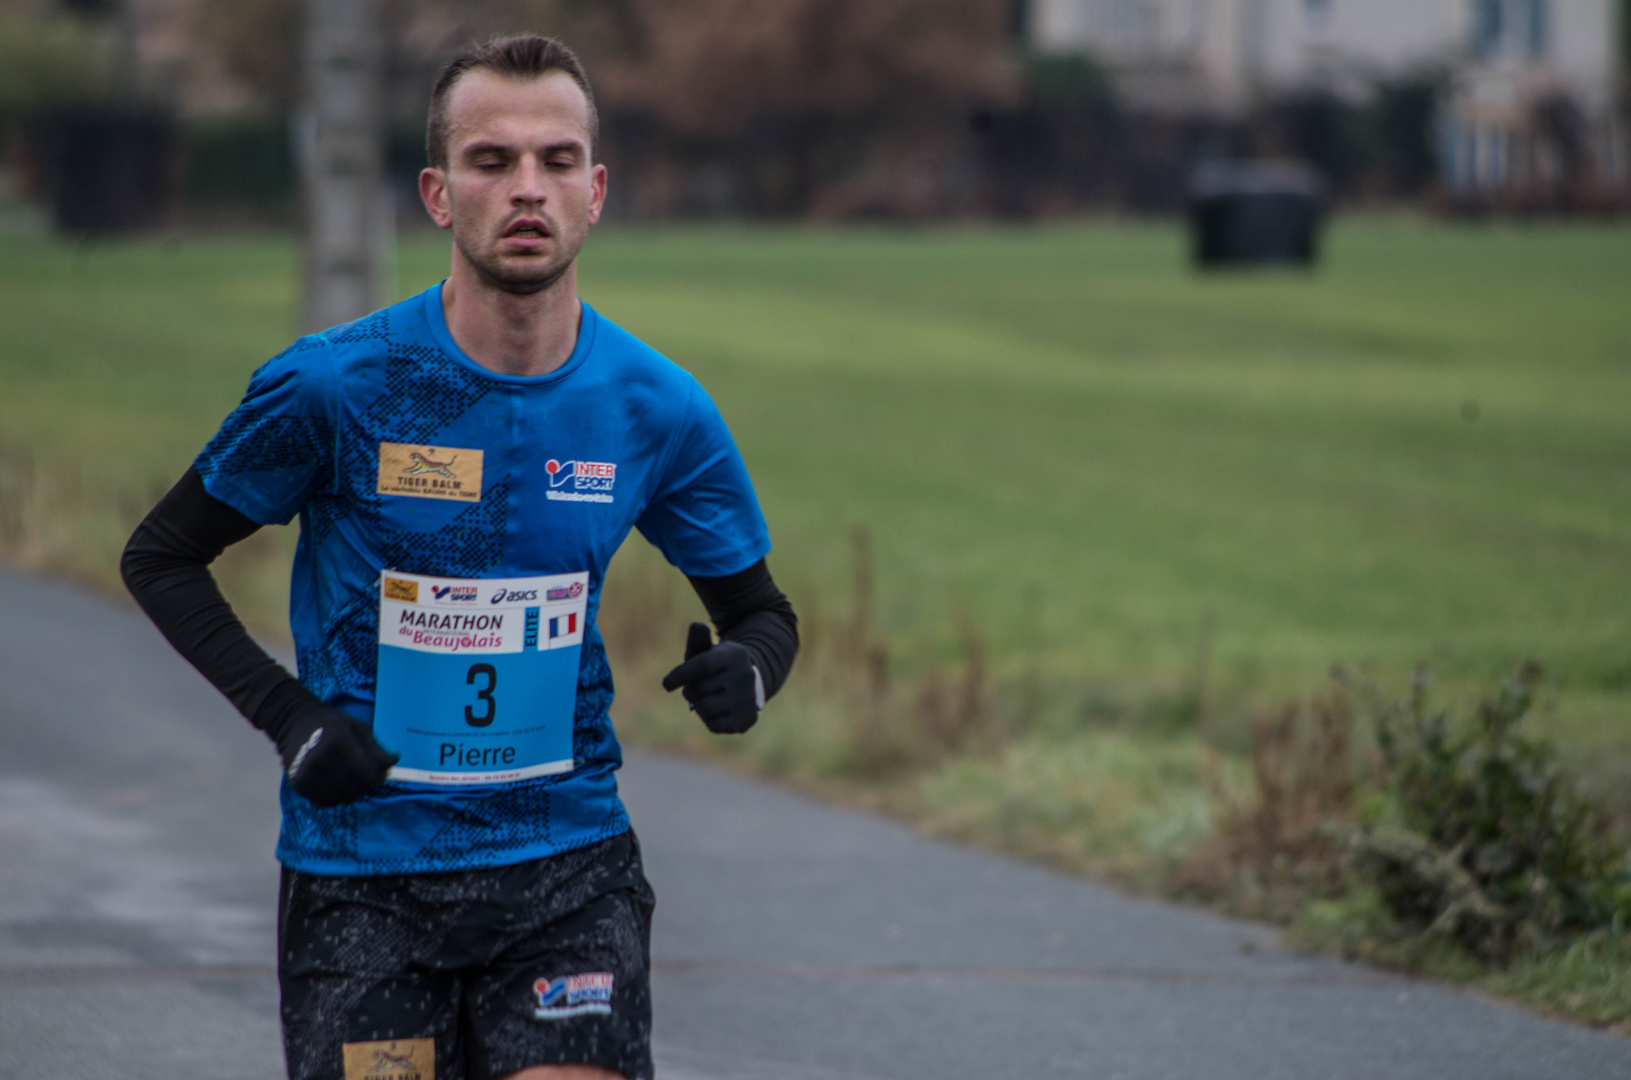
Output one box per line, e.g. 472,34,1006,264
373,570,588,786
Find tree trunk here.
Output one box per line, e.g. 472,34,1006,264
301,0,391,334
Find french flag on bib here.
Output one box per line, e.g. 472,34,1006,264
549,613,578,639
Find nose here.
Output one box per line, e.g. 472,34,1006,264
511,154,548,207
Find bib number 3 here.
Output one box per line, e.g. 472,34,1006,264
465,663,498,727
372,570,588,785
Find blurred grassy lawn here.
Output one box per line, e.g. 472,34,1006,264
0,216,1627,764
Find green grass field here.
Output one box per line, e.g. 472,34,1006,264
1,219,1628,767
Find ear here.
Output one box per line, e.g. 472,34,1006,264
419,166,453,230
587,162,607,227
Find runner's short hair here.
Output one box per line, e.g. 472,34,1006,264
426,35,598,168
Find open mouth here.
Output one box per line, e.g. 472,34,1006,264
504,220,550,240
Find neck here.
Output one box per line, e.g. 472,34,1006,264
440,253,581,378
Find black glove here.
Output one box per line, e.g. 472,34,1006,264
662,622,763,735
269,699,398,808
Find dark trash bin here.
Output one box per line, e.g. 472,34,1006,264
1190,160,1321,268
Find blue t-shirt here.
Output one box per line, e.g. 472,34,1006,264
195,284,770,876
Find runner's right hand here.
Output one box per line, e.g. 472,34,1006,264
662,622,762,735
273,702,399,808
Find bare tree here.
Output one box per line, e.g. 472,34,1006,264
559,0,1017,215
190,0,304,110
174,0,1022,221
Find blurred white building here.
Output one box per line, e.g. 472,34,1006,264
1027,0,1628,196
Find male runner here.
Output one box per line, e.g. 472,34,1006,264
122,35,797,1080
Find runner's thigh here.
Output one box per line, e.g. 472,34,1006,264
278,868,477,1080
464,832,655,1080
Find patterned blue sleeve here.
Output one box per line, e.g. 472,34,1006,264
635,380,771,578
194,336,336,526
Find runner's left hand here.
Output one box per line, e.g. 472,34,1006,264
662,622,762,734
274,700,399,808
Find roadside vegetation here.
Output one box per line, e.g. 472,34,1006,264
601,534,1631,1033
0,220,1627,1029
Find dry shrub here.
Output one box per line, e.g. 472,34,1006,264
838,527,1003,774
1179,687,1355,917
1240,693,1353,863
845,637,902,776
0,440,168,592
910,617,996,761
1182,664,1631,961
834,525,903,774
0,442,36,552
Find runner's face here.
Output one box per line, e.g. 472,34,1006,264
421,69,606,295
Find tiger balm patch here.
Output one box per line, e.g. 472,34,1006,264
377,443,483,502
342,1037,434,1080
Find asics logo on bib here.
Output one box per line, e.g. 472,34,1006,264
490,588,538,604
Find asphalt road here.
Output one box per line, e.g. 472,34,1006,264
2,565,1628,1080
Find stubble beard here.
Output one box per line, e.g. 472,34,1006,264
453,211,584,297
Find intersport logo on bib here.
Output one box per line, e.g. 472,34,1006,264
544,458,616,504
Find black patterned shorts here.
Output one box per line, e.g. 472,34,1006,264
277,831,655,1080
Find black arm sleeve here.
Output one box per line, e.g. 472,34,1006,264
685,559,799,700
120,467,320,742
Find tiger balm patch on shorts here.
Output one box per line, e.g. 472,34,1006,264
342,1037,434,1080
533,972,614,1019
377,443,483,502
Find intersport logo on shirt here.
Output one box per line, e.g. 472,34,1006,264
544,458,616,504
